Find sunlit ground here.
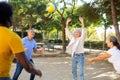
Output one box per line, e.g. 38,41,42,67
10,50,120,80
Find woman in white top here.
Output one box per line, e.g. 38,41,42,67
65,17,86,80
89,36,120,74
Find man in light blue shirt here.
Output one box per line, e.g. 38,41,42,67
23,36,37,60
13,28,43,80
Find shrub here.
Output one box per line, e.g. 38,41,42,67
84,41,107,50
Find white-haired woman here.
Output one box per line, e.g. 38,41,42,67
65,17,86,80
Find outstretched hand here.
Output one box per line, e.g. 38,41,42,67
66,17,72,23
88,58,95,63
35,69,42,77
24,48,28,52
79,17,84,23
66,17,72,28
39,48,45,54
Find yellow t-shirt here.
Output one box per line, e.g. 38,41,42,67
0,26,24,77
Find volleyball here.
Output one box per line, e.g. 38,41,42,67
46,2,56,12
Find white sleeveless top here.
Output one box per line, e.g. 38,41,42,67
107,46,120,73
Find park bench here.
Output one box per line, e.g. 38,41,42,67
46,42,55,51
37,42,55,51
36,43,44,48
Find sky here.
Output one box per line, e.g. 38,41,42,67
96,26,116,38
54,0,93,10
0,0,92,6
0,0,8,2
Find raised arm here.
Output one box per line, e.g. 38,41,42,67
79,17,86,40
66,17,72,28
79,17,85,29
65,18,73,40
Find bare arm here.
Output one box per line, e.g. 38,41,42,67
79,17,85,29
24,48,28,52
88,52,111,63
15,52,42,77
24,48,43,54
65,18,73,40
66,17,72,28
79,17,86,40
33,48,44,54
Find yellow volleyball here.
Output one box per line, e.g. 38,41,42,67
46,2,56,12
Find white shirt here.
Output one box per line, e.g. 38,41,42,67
65,28,86,56
107,46,120,73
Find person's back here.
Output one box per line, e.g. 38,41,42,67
0,2,42,80
0,26,24,77
0,2,24,77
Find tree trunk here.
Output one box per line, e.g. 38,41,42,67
13,26,16,32
21,28,24,38
110,0,120,43
61,17,66,54
103,26,107,50
57,29,59,41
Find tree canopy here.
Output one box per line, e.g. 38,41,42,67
8,0,120,52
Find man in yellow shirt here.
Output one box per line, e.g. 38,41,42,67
0,2,42,80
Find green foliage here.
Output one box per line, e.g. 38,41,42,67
77,3,102,27
36,3,47,15
92,0,120,26
9,0,119,43
84,40,107,50
15,31,43,42
45,39,68,45
87,28,99,40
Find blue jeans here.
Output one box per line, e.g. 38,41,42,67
12,59,35,80
72,53,84,80
0,77,11,80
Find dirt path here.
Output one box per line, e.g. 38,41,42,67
10,53,120,80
